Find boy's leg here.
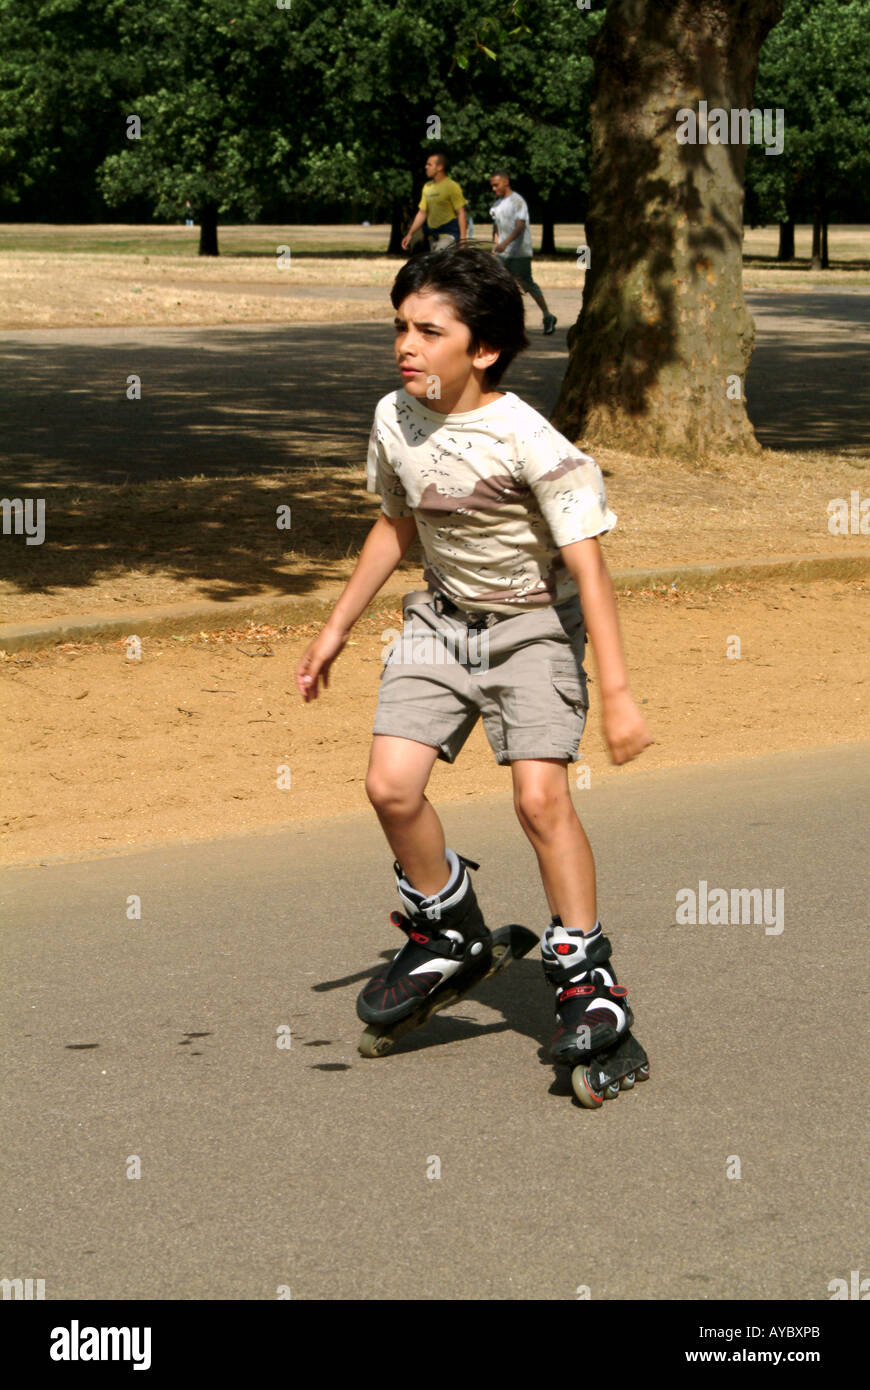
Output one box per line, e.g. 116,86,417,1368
510,757,597,930
365,733,449,897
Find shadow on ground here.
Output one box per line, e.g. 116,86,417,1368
1,291,866,602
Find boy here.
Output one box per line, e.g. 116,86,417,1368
296,245,651,1100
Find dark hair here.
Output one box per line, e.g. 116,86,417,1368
490,168,510,181
390,244,529,387
431,151,448,171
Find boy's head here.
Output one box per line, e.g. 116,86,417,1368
390,244,528,399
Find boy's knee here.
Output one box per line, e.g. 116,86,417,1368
365,771,420,818
514,784,572,832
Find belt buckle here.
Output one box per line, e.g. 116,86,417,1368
466,610,492,631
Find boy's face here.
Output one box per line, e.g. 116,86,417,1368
393,290,499,408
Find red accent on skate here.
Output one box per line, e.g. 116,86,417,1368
555,943,574,955
389,911,404,927
410,932,430,945
560,984,595,1000
609,985,628,997
584,1008,617,1026
580,1072,604,1106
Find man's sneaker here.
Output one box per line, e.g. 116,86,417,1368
543,313,557,335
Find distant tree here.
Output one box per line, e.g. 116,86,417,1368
442,2,603,254
745,0,870,266
97,0,298,255
294,0,597,255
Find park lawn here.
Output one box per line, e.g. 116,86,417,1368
1,223,869,329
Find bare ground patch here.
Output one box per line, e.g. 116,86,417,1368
1,577,865,865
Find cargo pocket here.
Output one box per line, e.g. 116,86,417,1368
549,659,589,713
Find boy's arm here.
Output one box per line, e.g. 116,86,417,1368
560,536,652,764
326,511,417,636
296,512,417,701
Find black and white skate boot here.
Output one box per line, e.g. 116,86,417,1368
541,916,633,1066
356,851,492,1027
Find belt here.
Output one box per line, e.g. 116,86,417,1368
431,590,511,629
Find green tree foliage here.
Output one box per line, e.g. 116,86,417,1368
0,0,129,214
1,0,599,253
294,0,601,247
745,0,870,261
96,0,298,253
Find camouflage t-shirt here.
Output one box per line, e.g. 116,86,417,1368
366,388,617,613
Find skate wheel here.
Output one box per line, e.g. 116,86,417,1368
637,1063,650,1082
619,1071,636,1090
358,1027,394,1059
605,1080,621,1099
571,1066,605,1108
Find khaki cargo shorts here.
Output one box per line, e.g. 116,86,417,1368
372,589,589,765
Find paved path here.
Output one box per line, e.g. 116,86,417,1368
2,744,867,1299
1,292,867,490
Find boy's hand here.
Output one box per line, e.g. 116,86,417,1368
295,624,348,703
600,689,652,765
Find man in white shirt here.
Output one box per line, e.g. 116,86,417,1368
489,169,557,334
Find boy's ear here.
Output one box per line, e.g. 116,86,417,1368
471,341,500,373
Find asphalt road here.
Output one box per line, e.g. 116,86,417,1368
2,743,867,1300
1,291,867,490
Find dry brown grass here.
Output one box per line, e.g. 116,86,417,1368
3,445,866,625
1,222,867,329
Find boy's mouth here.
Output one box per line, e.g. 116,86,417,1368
400,366,422,376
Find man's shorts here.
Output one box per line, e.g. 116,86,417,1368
372,589,589,765
501,255,542,295
425,218,461,248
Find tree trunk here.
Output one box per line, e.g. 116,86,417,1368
388,199,405,255
540,203,556,256
553,0,783,459
777,219,794,261
811,207,822,269
198,203,219,257
821,212,829,269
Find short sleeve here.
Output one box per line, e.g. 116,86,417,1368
366,419,413,518
449,181,467,212
520,429,617,546
513,194,529,222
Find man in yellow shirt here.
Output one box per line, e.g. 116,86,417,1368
402,154,468,251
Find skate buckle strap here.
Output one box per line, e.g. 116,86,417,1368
388,910,457,957
543,936,614,989
560,982,628,1002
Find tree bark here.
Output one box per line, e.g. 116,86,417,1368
821,212,829,269
388,199,405,255
198,203,219,257
777,219,794,261
553,0,783,459
540,203,556,256
811,207,821,269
